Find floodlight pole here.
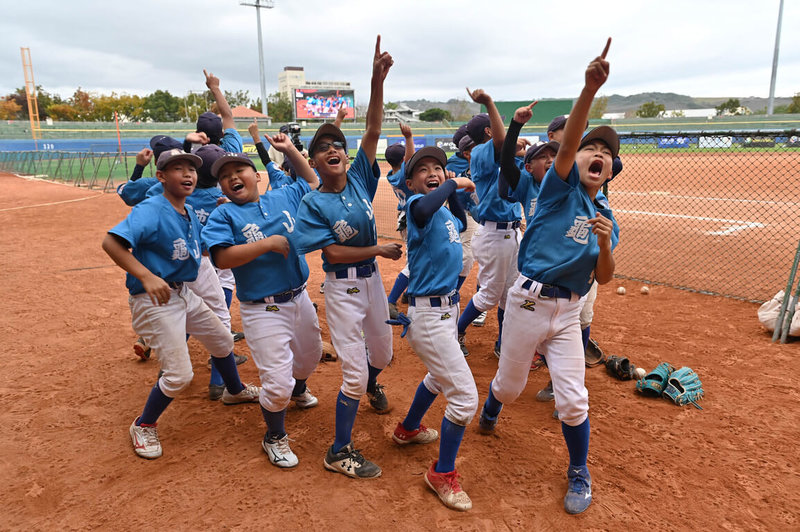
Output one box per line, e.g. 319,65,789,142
767,0,784,115
240,0,275,120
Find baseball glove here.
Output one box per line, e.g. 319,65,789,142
662,366,704,409
635,362,675,398
584,338,606,368
320,341,338,363
605,355,633,380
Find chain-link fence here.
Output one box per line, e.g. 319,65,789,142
3,130,799,302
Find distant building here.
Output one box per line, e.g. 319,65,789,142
384,103,422,122
278,66,351,101
231,105,268,127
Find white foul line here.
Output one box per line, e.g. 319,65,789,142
615,209,766,235
611,190,800,207
0,194,102,212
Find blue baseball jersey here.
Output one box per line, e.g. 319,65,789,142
405,194,464,296
470,141,522,223
220,128,243,153
145,183,223,225
445,153,469,176
294,148,379,273
108,194,202,295
117,177,158,207
518,162,620,296
506,170,541,226
202,180,312,302
387,162,412,211
266,161,294,189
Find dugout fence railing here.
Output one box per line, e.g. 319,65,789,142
2,130,798,302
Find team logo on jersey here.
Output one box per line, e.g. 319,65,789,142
346,287,360,294
333,220,359,242
362,199,374,220
171,238,199,261
440,312,451,320
281,210,295,233
242,223,265,243
445,220,461,244
565,216,591,245
520,299,536,311
528,198,537,218
264,305,280,312
194,208,211,224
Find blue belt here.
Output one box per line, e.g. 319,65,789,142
250,285,305,304
481,220,521,230
409,292,460,307
521,279,572,299
334,262,376,279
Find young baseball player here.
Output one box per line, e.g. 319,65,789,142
294,36,401,479
102,148,260,460
456,93,524,358
385,123,416,319
478,39,618,515
390,146,477,511
183,70,243,155
202,133,321,468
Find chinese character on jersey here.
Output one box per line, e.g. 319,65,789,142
333,220,359,242
194,208,211,224
171,238,198,261
242,223,265,244
565,216,591,245
445,220,461,243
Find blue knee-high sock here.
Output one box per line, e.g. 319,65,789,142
366,364,382,395
562,418,590,467
458,299,482,335
456,275,466,292
209,364,224,386
211,352,244,394
261,406,287,439
483,383,504,418
402,382,438,431
435,418,466,473
388,273,409,304
138,383,173,425
581,326,591,351
291,378,307,396
333,391,360,452
496,307,505,347
223,287,233,310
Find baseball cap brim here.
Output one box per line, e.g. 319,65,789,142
579,126,619,159
308,123,347,155
405,146,448,180
156,150,202,170
210,152,257,179
524,140,560,164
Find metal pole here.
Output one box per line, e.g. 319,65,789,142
767,0,784,116
255,2,268,118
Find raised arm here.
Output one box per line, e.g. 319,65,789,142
204,69,235,130
361,35,393,163
467,87,505,157
399,122,415,162
265,132,319,188
248,119,272,168
553,38,611,179
500,102,536,195
333,106,347,129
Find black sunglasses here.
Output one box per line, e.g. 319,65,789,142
314,141,345,154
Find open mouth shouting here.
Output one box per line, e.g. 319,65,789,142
588,159,604,180
425,178,440,191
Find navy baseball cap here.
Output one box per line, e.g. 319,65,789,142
210,152,256,178
405,146,447,180
308,123,347,155
524,140,560,164
195,144,226,187
279,124,290,134
457,135,476,153
452,123,469,147
466,113,491,144
149,135,183,161
156,148,202,170
197,112,223,145
384,143,405,166
547,115,567,134
579,126,620,159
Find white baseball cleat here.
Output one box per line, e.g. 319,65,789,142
129,417,162,459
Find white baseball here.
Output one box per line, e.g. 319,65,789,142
640,286,650,295
633,367,646,380
616,286,626,295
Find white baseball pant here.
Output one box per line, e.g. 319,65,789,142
579,280,598,329
324,266,393,400
239,289,322,412
187,255,231,329
459,216,480,278
471,222,521,312
407,298,478,426
130,284,233,397
493,276,589,426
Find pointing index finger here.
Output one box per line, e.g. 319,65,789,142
600,37,611,59
528,101,538,109
375,35,381,56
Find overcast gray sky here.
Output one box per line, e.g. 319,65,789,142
2,0,798,104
